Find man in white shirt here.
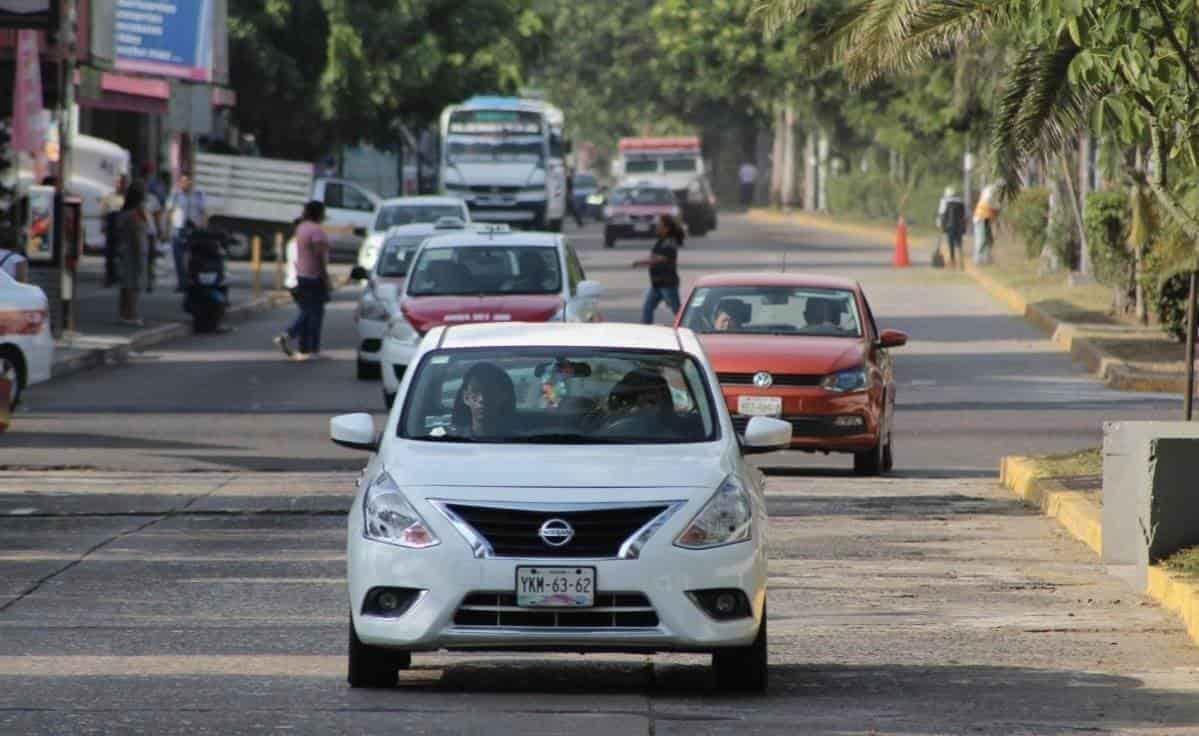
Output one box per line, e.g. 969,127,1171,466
166,173,207,292
739,161,758,209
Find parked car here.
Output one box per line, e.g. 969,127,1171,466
0,270,53,434
351,218,475,380
331,322,793,690
603,181,680,249
378,227,603,408
677,273,908,475
356,197,472,272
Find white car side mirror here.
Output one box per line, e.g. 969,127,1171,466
330,413,378,452
741,416,792,455
577,280,604,300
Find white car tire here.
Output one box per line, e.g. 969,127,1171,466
0,349,23,410
712,604,767,693
347,620,410,689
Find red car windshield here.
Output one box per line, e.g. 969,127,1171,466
681,286,863,338
406,245,562,297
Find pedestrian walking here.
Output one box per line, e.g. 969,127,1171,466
565,169,584,228
738,160,758,209
100,173,128,288
166,172,207,292
634,214,684,324
937,186,968,268
274,201,331,361
973,184,1000,266
115,180,148,326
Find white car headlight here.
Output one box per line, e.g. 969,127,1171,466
363,471,439,549
387,316,420,344
359,292,389,322
674,476,753,550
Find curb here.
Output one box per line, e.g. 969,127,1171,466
963,262,1186,394
1000,454,1199,649
50,290,294,382
999,456,1103,556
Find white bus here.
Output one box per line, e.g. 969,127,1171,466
439,96,567,231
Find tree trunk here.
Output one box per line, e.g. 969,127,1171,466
817,130,829,212
804,130,817,212
1059,154,1090,275
769,103,785,208
780,102,798,208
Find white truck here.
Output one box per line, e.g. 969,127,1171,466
438,96,568,231
193,153,380,259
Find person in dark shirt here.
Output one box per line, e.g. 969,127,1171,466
633,215,684,324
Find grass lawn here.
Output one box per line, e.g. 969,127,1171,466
1023,448,1102,479
1164,546,1199,581
985,235,1187,372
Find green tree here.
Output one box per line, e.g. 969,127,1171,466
320,0,548,146
228,0,332,159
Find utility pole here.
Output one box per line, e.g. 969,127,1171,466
1186,271,1197,421
54,0,77,334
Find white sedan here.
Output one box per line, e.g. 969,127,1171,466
331,322,793,691
352,220,474,379
379,228,603,408
357,197,471,272
0,270,53,432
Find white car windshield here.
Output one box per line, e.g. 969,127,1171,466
680,286,864,338
406,245,562,297
375,236,426,277
399,349,717,444
375,205,464,230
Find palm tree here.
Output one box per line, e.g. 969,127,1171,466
753,0,1084,198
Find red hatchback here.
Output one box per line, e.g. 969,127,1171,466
676,273,908,475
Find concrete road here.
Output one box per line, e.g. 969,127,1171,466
4,213,1177,473
2,214,1195,734
2,472,1198,734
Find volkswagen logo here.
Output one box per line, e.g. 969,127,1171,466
538,518,574,547
753,372,774,388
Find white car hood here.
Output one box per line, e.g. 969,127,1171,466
384,441,730,499
449,161,540,188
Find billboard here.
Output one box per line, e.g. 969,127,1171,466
0,0,57,29
114,0,213,81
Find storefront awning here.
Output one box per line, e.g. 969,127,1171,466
78,72,170,114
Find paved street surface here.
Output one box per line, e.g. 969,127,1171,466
2,215,1196,734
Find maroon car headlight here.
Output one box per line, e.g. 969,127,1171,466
821,366,871,393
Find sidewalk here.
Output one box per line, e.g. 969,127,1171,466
1000,451,1199,650
51,253,337,382
747,208,1191,393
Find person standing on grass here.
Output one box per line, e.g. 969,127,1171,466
973,184,1000,266
937,186,968,268
274,201,330,361
634,215,684,324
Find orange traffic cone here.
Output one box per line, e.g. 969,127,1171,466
893,216,910,268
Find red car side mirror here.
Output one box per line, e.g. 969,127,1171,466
878,329,908,348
